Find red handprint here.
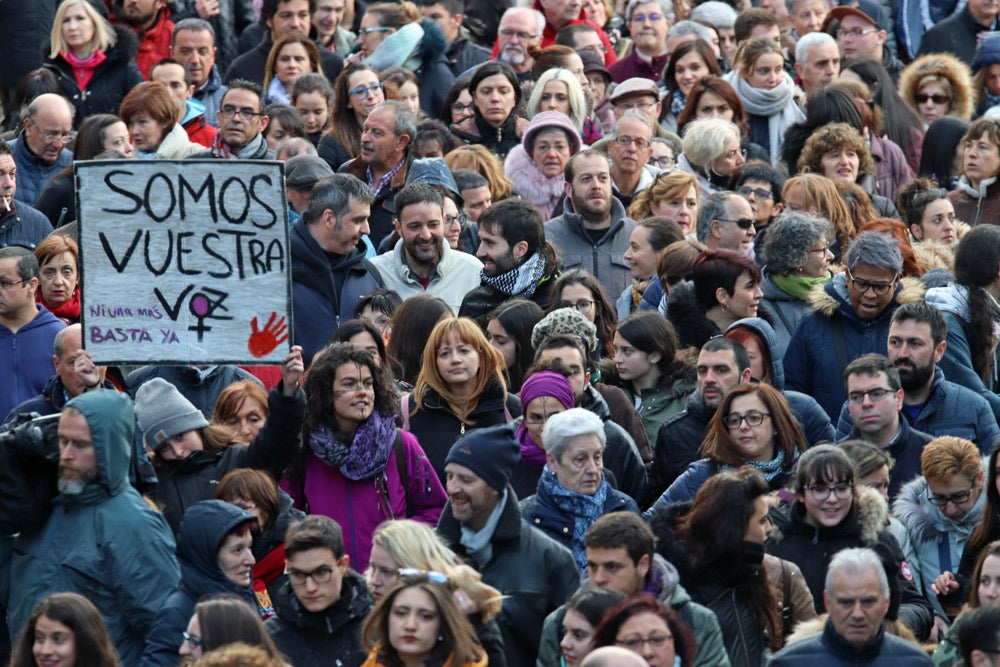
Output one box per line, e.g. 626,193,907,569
248,312,289,358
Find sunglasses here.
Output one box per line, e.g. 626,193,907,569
916,93,950,105
717,217,755,229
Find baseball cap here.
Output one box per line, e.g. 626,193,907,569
823,0,890,33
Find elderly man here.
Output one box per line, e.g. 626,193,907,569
695,191,756,255
545,150,636,297
608,0,672,83
342,100,414,246
190,80,273,159
794,32,840,97
769,548,933,665
284,154,333,223
784,231,922,420
490,7,546,79
10,94,73,205
607,112,655,209
436,424,578,667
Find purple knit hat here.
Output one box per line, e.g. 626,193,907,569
523,110,583,155
519,371,575,410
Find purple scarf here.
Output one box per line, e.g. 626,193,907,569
516,422,548,469
308,412,398,480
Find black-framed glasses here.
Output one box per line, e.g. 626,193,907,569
846,387,894,404
649,155,675,168
927,484,975,507
349,82,384,98
0,278,27,290
738,186,773,200
451,102,475,114
725,411,770,429
399,568,449,584
806,483,854,500
559,299,595,313
219,105,262,120
182,632,202,647
847,269,898,295
286,565,336,585
717,217,755,230
916,93,950,105
445,212,467,229
616,633,672,651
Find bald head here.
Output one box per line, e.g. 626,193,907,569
24,94,74,164
581,647,650,667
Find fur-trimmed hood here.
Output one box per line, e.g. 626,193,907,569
770,486,889,548
892,472,986,545
899,52,975,121
805,272,926,321
784,613,919,647
504,145,565,220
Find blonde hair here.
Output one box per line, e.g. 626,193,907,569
526,68,589,131
413,317,507,422
629,170,700,219
444,144,514,201
50,0,116,58
782,173,857,249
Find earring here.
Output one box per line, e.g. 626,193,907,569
437,635,444,643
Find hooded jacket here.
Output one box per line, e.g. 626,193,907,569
437,485,581,667
948,175,1000,227
834,366,1000,453
182,96,218,147
766,487,934,641
290,217,383,364
783,272,926,420
9,390,180,667
545,195,636,298
265,569,374,667
900,52,975,123
43,26,143,126
924,282,1000,424
0,304,65,421
141,500,260,667
893,473,987,619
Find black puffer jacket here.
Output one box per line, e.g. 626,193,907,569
650,391,714,499
265,570,373,667
43,26,143,127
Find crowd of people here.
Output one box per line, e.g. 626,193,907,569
7,0,1000,665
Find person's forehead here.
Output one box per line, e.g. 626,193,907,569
501,10,535,30
540,345,585,366
847,370,889,389
277,0,310,13
616,117,651,137
399,200,443,221
586,545,632,563
614,92,657,107
698,348,736,368
153,63,187,82
741,178,773,193
726,195,753,215
34,103,72,126
0,257,20,276
366,108,396,129
573,154,610,175
889,319,932,340
223,88,261,109
175,28,214,46
808,41,840,61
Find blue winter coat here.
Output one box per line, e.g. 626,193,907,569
7,391,180,666
784,273,925,420
10,134,71,208
0,200,52,250
648,451,798,512
141,500,260,667
769,618,933,666
0,303,64,420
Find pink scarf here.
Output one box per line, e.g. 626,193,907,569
60,49,106,92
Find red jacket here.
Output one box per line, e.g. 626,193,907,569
125,8,174,79
184,114,218,147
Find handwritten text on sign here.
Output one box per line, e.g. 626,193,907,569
77,160,292,364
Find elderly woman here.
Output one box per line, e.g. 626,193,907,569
509,370,575,499
758,211,835,350
948,118,1000,227
519,407,640,575
120,81,200,159
505,110,583,220
451,61,527,160
628,170,701,237
676,118,745,197
899,52,974,129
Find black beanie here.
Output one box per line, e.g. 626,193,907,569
445,424,520,492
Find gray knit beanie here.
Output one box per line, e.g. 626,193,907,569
134,378,209,451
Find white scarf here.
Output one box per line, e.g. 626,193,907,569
724,70,804,167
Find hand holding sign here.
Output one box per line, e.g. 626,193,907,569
248,312,289,358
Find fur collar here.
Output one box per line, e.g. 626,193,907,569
770,486,888,547
505,146,564,219
805,272,926,319
892,473,986,545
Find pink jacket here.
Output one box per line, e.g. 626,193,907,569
283,429,447,572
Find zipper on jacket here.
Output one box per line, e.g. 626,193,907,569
975,196,985,226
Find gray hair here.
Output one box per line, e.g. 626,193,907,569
610,110,654,142
825,547,889,599
667,20,714,42
541,407,606,461
373,100,418,142
689,1,737,28
762,211,833,276
0,246,39,281
844,231,904,275
54,323,82,359
276,137,318,160
795,31,837,66
500,6,546,36
305,174,372,225
625,0,674,24
173,17,216,42
652,135,681,157
696,191,734,243
681,118,740,173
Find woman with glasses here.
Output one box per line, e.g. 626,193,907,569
549,269,618,358
666,249,764,351
177,596,284,667
43,0,142,127
439,77,475,126
647,383,805,508
142,501,263,667
366,520,506,666
676,118,745,197
660,40,722,134
591,594,697,667
451,61,528,160
284,343,446,573
505,110,583,220
899,53,974,130
319,63,384,170
10,593,118,667
758,211,834,350
403,317,520,481
360,571,488,667
765,445,935,638
119,81,202,159
262,32,320,105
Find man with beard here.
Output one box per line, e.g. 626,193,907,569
834,302,999,452
840,354,933,501
6,390,179,666
113,0,174,79
436,424,578,667
489,7,545,80
459,198,560,323
369,181,482,313
545,150,636,297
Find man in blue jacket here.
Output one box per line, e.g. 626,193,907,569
5,390,180,665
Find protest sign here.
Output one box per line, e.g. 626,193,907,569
77,160,292,365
